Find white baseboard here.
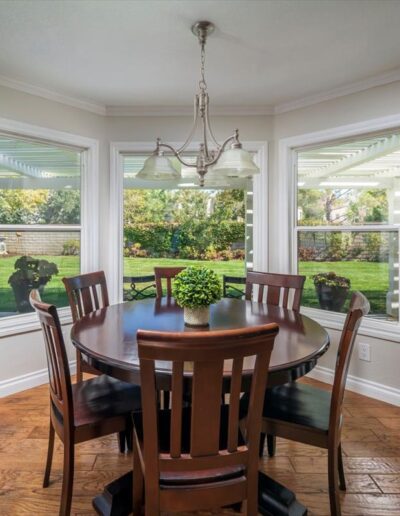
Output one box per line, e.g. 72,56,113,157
0,360,76,398
307,365,400,407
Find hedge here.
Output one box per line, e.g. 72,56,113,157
298,231,390,262
124,221,245,259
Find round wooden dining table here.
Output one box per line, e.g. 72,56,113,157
71,297,330,516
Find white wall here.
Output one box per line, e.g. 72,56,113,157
0,81,399,404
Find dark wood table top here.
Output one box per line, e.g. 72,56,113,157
71,298,330,388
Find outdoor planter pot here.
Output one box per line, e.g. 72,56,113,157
313,272,351,312
315,284,350,312
8,256,59,313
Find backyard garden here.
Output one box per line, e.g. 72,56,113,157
0,186,395,318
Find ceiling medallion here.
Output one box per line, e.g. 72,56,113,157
137,21,259,186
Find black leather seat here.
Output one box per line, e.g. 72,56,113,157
263,382,331,433
240,382,331,434
71,375,141,427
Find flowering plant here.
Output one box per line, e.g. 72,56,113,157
312,271,350,289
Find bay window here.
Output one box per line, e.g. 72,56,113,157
121,154,254,300
0,121,99,332
295,132,400,323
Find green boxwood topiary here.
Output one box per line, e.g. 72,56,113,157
173,266,222,309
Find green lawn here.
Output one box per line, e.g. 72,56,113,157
299,261,389,314
0,256,245,314
0,255,390,316
0,255,80,313
123,257,245,278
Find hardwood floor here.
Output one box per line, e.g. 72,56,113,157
1,377,400,515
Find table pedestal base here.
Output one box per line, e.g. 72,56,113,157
93,470,307,516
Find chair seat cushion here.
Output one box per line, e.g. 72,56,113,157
72,375,141,427
240,382,331,433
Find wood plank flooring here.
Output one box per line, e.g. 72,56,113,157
1,377,400,515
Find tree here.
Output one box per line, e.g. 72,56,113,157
348,189,388,224
212,190,245,223
0,189,48,224
36,190,80,224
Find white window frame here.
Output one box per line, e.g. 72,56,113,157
108,140,268,304
0,117,99,337
278,113,400,342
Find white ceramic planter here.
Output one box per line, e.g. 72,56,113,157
183,306,210,327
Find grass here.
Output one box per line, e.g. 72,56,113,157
0,255,391,316
123,257,245,278
0,255,80,313
299,261,389,314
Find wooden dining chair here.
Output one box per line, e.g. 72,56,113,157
62,271,109,382
30,290,141,516
260,292,370,516
245,271,306,310
63,271,132,453
132,323,279,515
154,266,185,299
245,271,306,456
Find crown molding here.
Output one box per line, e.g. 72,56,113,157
1,67,400,118
274,67,400,114
0,74,106,116
105,104,275,116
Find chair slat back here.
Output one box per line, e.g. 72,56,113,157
62,271,109,322
137,324,278,481
245,271,305,311
154,267,185,299
330,292,370,439
30,290,73,427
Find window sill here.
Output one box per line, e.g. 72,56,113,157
0,307,73,338
301,306,400,343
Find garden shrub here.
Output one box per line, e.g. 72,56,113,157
124,243,148,258
298,232,390,262
62,239,80,256
124,220,245,260
298,247,318,261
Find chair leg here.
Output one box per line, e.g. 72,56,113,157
162,390,170,409
338,443,346,491
328,445,341,516
267,434,276,457
144,487,159,516
59,439,74,516
125,419,133,452
43,420,55,488
259,432,266,457
76,350,83,383
118,431,126,453
132,437,144,516
245,473,258,516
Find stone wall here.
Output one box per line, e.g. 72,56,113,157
0,231,79,256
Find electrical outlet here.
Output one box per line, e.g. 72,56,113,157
358,342,371,362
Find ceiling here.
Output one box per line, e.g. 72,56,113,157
1,0,400,114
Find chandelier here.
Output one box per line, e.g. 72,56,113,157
137,21,260,187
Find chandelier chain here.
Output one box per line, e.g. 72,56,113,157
199,42,207,92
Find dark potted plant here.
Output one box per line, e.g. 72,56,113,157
312,271,351,312
8,255,59,313
173,266,222,326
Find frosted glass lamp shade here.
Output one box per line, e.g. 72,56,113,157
137,155,180,180
210,148,259,177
